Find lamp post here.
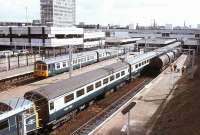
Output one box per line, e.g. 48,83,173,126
69,45,73,78
121,102,136,135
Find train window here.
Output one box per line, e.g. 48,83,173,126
63,62,67,68
116,73,120,79
87,56,90,61
103,78,109,85
110,75,115,81
64,94,74,103
142,62,144,65
82,58,86,62
135,64,139,69
0,120,8,131
87,85,94,92
56,63,60,69
73,59,77,64
77,89,84,97
121,71,125,76
139,63,141,67
95,81,102,88
42,65,47,70
49,102,54,110
36,64,42,70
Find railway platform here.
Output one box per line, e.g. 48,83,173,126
0,57,121,100
0,65,34,82
90,54,190,135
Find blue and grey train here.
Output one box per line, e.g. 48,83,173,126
0,98,38,135
0,42,180,134
34,48,125,77
24,52,156,129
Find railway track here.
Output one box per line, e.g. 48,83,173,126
49,76,153,135
71,79,151,135
0,73,41,91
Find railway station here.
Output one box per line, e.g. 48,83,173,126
0,0,200,135
0,29,199,135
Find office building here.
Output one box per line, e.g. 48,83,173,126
40,0,76,27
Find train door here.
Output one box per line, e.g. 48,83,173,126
48,64,55,75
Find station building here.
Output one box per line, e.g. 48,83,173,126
105,37,142,46
136,38,177,48
83,31,105,49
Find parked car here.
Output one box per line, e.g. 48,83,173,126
0,50,13,58
13,49,29,55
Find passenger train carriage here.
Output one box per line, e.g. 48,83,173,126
34,48,125,77
25,54,153,128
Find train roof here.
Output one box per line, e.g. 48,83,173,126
27,62,128,100
41,51,96,64
0,97,33,121
36,48,121,65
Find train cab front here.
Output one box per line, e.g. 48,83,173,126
0,98,40,135
34,61,49,78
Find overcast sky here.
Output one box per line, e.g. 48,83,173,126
0,0,199,27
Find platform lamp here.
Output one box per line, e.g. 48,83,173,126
121,102,136,135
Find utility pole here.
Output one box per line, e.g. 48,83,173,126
25,6,28,25
69,45,73,78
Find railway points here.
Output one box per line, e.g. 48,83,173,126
90,54,190,135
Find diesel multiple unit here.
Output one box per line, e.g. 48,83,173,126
34,48,125,77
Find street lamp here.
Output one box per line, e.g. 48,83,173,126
121,102,136,135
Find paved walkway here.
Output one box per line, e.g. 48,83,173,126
91,54,189,135
0,66,34,81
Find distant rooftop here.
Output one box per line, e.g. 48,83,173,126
106,37,142,43
136,38,177,45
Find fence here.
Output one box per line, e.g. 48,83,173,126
0,54,42,72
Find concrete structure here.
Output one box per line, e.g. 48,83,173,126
0,21,32,26
0,26,83,48
40,0,76,27
83,32,105,49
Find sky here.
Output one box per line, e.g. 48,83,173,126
0,0,199,27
